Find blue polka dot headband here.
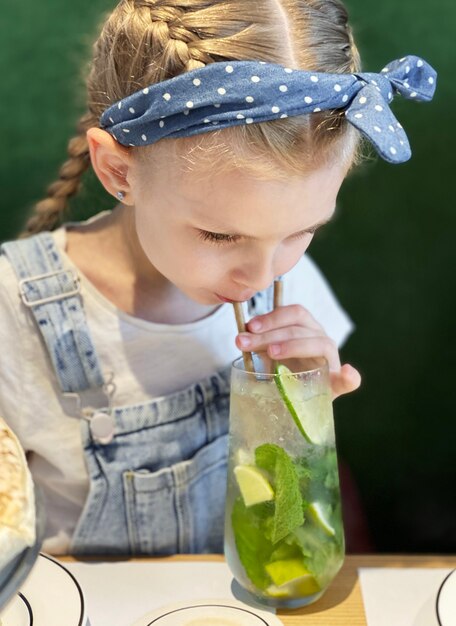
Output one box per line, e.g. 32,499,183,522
100,54,437,164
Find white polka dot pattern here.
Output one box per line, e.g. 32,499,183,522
100,55,437,164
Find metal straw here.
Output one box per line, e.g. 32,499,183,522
273,276,283,310
233,302,255,372
233,279,283,372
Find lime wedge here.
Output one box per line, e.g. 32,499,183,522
291,574,321,596
274,363,332,445
266,573,321,598
264,559,321,599
265,558,321,598
233,465,274,507
265,558,312,586
308,501,336,537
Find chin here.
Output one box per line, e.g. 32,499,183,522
196,293,221,306
180,288,220,306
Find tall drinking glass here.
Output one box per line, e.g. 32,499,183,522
224,356,344,609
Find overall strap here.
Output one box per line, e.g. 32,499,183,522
247,285,274,318
1,232,105,393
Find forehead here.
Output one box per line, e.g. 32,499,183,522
135,127,348,184
134,139,347,232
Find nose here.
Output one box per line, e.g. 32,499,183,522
233,251,277,294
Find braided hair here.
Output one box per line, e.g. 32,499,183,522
21,0,362,236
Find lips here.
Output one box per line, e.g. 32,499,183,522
216,294,235,303
216,292,256,303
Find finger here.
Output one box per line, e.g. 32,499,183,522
236,326,326,352
330,364,362,399
247,304,324,334
266,336,341,372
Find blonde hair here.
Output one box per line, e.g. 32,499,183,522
22,0,362,236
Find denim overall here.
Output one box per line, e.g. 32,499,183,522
1,232,272,556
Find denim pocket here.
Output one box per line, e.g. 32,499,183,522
123,434,228,555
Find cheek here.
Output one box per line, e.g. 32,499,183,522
168,239,230,285
191,248,232,279
136,223,162,266
188,247,249,290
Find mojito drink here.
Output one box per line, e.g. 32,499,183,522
224,357,344,608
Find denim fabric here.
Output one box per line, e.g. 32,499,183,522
100,55,437,164
72,369,231,556
1,233,105,392
2,233,271,555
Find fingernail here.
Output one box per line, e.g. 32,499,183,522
238,334,252,347
249,320,262,332
269,344,281,356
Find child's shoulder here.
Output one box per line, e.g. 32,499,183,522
0,229,64,309
0,256,32,353
0,251,22,305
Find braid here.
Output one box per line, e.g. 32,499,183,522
22,0,364,237
20,112,95,238
143,5,209,76
21,1,220,238
127,0,218,83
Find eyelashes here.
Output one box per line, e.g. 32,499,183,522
197,230,240,244
197,228,316,246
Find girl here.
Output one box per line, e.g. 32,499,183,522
0,0,435,556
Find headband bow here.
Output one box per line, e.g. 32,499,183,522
100,55,436,164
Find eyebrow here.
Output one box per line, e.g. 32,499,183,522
195,206,336,239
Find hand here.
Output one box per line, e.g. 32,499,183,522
235,304,361,400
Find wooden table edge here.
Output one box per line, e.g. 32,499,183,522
56,554,456,626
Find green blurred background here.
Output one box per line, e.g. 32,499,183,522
0,1,454,552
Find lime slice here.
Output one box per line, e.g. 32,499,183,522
274,363,332,445
266,573,321,599
233,465,274,507
291,574,321,596
265,558,312,586
308,501,336,537
265,558,320,598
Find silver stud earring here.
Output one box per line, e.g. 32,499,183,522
116,191,125,201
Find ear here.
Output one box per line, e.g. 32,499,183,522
87,128,134,205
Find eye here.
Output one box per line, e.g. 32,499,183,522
197,230,240,245
291,228,316,240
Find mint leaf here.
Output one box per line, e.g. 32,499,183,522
231,496,274,589
255,443,304,544
269,541,302,563
323,450,339,490
306,448,339,499
295,460,312,483
286,524,343,586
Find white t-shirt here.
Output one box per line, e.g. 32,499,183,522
0,213,353,554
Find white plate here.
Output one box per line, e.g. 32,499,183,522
436,569,456,626
18,553,87,626
0,593,33,626
131,598,283,626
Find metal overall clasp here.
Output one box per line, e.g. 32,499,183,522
63,372,117,445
